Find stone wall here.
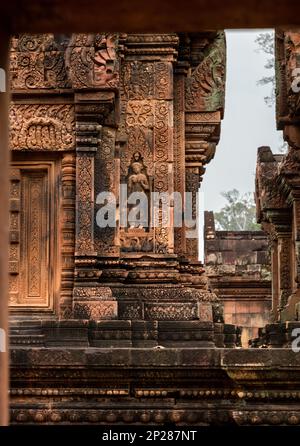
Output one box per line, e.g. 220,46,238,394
204,211,271,346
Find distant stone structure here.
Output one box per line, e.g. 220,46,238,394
204,211,271,346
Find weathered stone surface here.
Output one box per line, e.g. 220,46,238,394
9,346,300,425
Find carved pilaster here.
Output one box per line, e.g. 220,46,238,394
173,63,187,257
73,92,118,320
278,231,293,310
75,119,99,260
94,126,120,258
60,153,76,319
267,226,280,322
293,199,300,284
185,167,200,261
118,34,178,256
267,211,293,317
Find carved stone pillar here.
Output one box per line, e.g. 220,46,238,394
118,34,177,259
185,167,201,261
270,236,280,321
0,31,9,426
74,98,100,261
173,63,188,257
60,153,76,319
278,230,293,311
269,211,293,320
293,199,300,285
73,93,117,320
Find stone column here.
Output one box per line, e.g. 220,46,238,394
0,32,9,426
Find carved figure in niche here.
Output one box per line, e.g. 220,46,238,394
127,152,150,229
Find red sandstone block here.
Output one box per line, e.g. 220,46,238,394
249,301,265,313
235,302,251,314
224,301,236,314
224,314,233,324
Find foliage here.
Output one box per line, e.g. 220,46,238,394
255,31,275,107
214,189,261,231
255,31,288,153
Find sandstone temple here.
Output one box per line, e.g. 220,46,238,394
3,28,300,426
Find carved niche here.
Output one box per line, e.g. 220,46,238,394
120,151,154,253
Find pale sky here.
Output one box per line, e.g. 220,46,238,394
202,29,283,212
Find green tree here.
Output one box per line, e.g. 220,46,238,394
214,189,261,231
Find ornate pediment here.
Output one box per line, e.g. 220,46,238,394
185,32,226,114
9,104,75,150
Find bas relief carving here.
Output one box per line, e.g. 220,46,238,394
10,104,75,150
66,34,119,89
127,152,150,229
8,32,224,320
